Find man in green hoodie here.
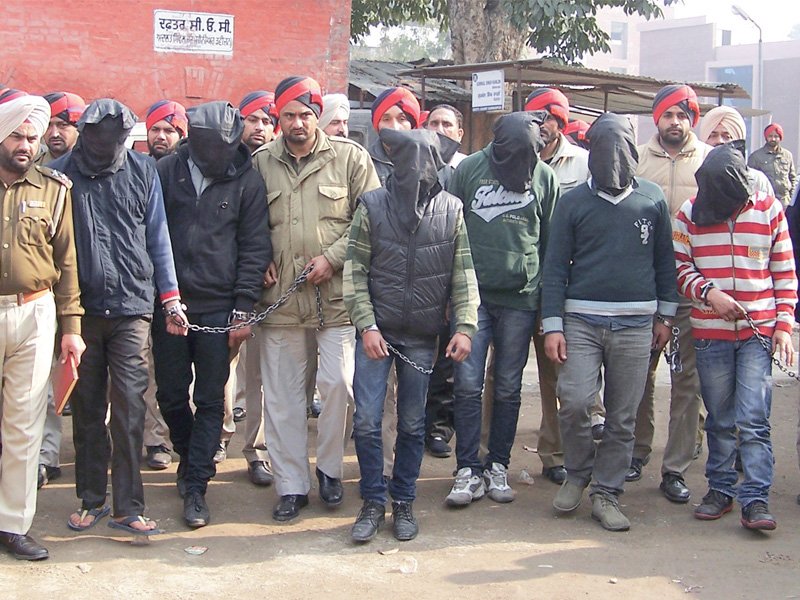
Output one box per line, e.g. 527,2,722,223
445,111,559,506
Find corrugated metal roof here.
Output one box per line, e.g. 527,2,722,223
349,60,471,105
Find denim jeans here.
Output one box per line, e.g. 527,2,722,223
694,336,773,507
152,310,231,495
556,315,652,497
453,302,537,472
353,336,435,504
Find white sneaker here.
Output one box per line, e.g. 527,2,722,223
483,462,516,503
445,467,485,506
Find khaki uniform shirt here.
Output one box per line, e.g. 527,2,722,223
748,145,797,206
252,129,380,327
0,166,83,333
34,148,58,166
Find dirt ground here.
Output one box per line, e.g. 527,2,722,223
1,338,799,600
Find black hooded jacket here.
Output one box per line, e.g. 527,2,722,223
156,138,271,313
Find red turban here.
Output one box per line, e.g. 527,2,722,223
525,88,570,128
146,100,188,136
274,76,323,118
564,120,590,146
652,84,699,127
371,87,421,130
44,92,86,125
764,123,784,140
239,90,278,126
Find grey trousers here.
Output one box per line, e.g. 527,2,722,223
557,316,651,497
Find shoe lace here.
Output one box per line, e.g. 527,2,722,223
746,501,768,516
487,465,509,489
452,469,475,491
359,502,383,522
703,490,729,505
393,502,413,521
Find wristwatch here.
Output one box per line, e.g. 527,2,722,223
699,281,715,303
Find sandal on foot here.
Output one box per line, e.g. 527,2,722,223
107,515,164,536
67,505,111,532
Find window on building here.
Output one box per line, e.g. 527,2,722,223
721,29,732,46
610,22,627,45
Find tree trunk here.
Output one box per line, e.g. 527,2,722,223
448,0,527,64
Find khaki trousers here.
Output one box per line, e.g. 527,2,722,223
0,294,56,534
143,350,171,449
257,325,355,496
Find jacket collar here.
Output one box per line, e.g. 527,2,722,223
550,132,587,163
645,131,704,158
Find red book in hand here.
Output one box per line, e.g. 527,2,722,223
53,354,79,415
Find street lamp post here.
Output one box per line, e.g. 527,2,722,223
732,4,763,153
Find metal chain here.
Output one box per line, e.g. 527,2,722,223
741,313,800,382
182,266,313,334
385,342,434,375
664,326,683,373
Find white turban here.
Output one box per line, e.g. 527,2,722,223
318,93,350,131
699,105,746,145
0,95,50,142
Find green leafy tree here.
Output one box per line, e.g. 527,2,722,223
351,0,680,64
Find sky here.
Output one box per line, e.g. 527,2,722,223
673,0,800,43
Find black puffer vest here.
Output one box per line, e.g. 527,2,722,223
361,188,461,345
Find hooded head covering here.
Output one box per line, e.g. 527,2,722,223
585,113,638,196
274,76,323,118
488,112,544,193
563,119,590,148
0,95,50,143
145,100,188,136
653,84,700,127
187,101,244,180
379,128,458,229
524,88,570,128
73,98,137,176
318,93,350,131
239,91,278,127
0,88,27,105
44,92,86,126
699,105,746,144
371,87,421,131
692,143,754,226
765,123,784,140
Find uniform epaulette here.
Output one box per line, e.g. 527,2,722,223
328,135,366,151
36,165,73,190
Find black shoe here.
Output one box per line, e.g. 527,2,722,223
248,460,274,487
37,464,61,489
351,500,386,542
316,467,343,506
694,489,734,520
591,423,605,441
232,406,247,423
176,460,187,499
0,531,49,561
425,435,452,458
660,472,691,503
391,501,418,541
542,465,567,485
61,402,72,416
741,501,776,531
183,491,210,528
625,457,648,482
309,394,322,419
272,494,309,522
213,441,228,464
145,445,172,470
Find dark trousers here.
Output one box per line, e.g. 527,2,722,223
151,310,230,495
425,326,455,442
71,315,151,517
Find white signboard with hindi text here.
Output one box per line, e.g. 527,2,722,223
154,10,234,56
471,70,505,112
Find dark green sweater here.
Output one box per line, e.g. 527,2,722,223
449,146,560,311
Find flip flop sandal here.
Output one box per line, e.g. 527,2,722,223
107,515,164,536
67,505,111,532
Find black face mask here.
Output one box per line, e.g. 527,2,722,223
380,129,458,230
488,112,545,193
74,98,136,176
186,102,244,180
692,142,754,226
586,112,638,196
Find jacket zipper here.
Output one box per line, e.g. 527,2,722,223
727,217,739,340
402,228,418,332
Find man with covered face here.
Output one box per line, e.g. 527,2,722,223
674,143,797,530
153,102,270,528
542,113,679,531
445,112,559,507
50,99,186,535
344,129,478,542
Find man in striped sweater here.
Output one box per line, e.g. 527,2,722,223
673,143,797,531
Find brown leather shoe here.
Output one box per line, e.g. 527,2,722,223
0,531,49,561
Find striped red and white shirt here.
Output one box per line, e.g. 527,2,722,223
673,191,797,340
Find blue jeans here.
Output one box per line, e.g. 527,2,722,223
453,303,537,472
353,337,435,504
694,336,773,507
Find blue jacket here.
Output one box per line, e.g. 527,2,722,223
51,150,179,317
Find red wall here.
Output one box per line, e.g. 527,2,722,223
0,0,352,117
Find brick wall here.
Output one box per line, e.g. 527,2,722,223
0,0,351,117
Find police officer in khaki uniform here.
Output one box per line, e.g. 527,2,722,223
0,95,85,561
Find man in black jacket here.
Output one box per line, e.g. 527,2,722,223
153,101,271,528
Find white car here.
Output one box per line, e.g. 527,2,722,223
125,121,149,153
